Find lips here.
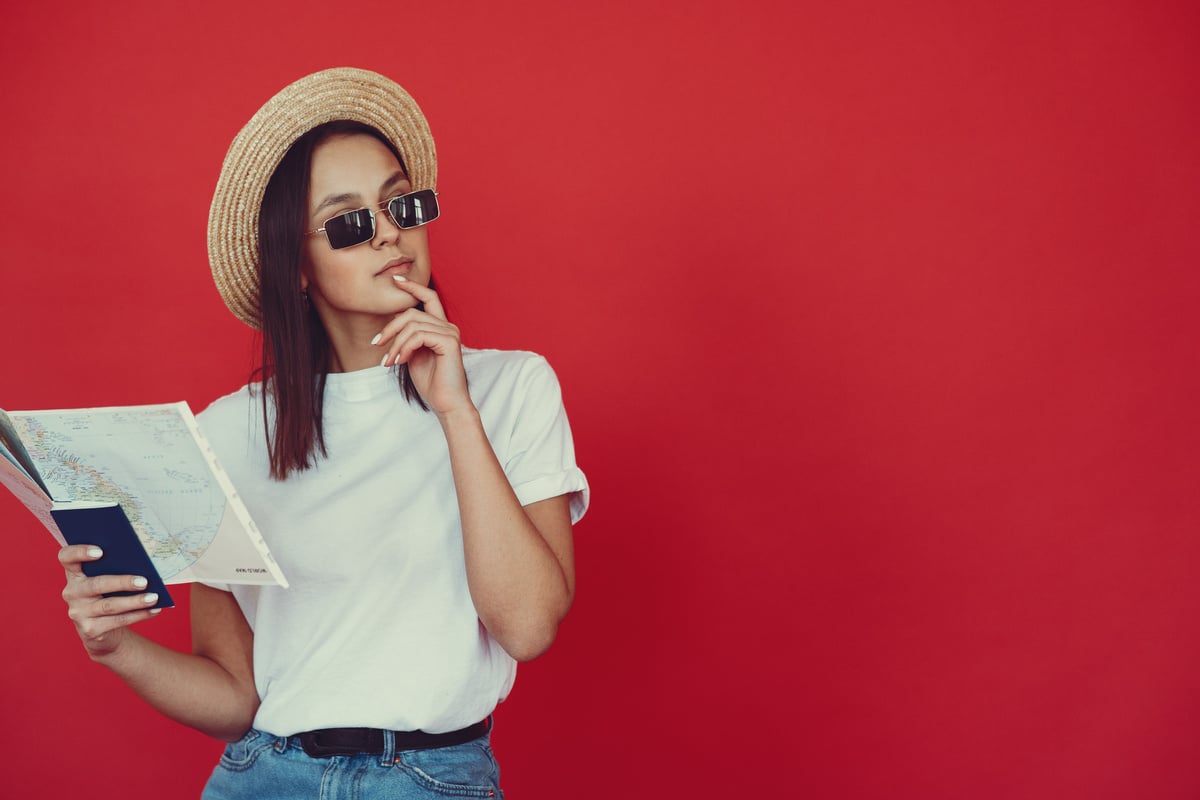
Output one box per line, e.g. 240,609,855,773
376,257,413,277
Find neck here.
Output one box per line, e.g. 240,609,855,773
315,311,393,373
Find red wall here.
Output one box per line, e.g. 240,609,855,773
2,1,1198,797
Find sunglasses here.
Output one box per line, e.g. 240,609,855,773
306,189,440,250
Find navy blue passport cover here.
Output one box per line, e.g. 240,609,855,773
51,505,175,609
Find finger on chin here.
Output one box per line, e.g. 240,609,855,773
392,276,445,318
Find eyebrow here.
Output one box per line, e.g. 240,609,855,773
311,170,411,219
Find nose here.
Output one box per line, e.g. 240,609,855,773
371,204,402,247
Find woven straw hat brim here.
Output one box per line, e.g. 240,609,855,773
207,67,437,329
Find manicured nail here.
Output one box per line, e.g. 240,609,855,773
86,547,103,559
149,608,162,615
392,275,407,282
370,333,382,346
142,593,159,605
132,576,148,589
381,354,390,367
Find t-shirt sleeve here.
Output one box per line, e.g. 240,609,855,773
503,356,589,524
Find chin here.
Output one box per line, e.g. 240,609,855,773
386,297,421,315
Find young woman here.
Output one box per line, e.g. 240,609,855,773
57,67,588,798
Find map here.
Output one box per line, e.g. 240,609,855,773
2,403,286,587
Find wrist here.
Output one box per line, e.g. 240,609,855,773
87,627,135,666
435,404,482,432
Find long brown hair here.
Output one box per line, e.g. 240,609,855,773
257,120,429,480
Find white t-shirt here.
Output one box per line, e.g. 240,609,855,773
197,348,589,736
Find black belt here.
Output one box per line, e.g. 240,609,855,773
294,719,490,758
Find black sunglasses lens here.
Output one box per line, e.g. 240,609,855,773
389,190,440,229
325,209,375,249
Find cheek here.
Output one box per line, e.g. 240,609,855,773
304,252,375,305
303,250,345,291
406,231,433,281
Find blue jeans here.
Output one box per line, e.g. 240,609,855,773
201,726,503,799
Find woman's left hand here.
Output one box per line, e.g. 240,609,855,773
374,277,472,416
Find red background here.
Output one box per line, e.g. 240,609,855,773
2,1,1198,797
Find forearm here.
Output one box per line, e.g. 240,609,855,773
439,406,574,661
58,548,259,742
92,633,259,743
92,630,259,742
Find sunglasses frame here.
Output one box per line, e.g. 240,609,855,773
305,189,440,250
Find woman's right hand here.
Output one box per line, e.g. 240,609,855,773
58,544,162,660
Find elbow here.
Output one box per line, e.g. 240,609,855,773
483,582,574,662
201,689,260,743
492,600,571,662
207,708,258,743
499,622,560,663
211,721,254,743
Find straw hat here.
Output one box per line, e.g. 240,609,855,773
207,67,437,329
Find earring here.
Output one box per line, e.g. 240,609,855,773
301,289,310,308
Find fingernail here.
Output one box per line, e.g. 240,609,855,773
142,593,159,605
149,608,162,615
86,547,103,559
392,275,407,282
381,354,390,367
370,333,382,346
132,576,148,589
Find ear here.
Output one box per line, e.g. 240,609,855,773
299,272,310,292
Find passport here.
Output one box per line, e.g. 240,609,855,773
51,504,174,609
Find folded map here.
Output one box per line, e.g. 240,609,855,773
0,402,287,590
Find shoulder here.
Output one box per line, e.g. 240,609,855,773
196,383,264,446
463,346,550,375
463,347,562,401
197,383,257,422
